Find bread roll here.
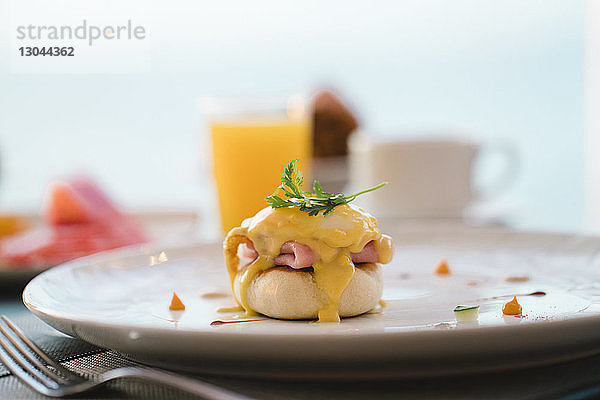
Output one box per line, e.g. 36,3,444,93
234,263,382,320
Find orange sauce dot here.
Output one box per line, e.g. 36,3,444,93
502,295,522,315
435,259,450,275
169,292,186,311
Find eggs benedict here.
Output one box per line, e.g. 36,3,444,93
222,160,393,322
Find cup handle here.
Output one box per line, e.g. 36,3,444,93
475,142,520,201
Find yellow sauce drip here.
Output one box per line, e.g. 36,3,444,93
314,252,355,322
236,256,272,316
222,204,394,322
374,235,394,264
217,305,245,313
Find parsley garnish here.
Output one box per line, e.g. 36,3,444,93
265,159,387,216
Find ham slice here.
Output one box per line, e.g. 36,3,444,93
1,223,146,267
238,240,380,270
45,178,126,225
350,241,379,263
237,241,259,267
1,177,148,267
274,242,316,268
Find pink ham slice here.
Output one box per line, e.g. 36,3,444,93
1,177,148,267
349,241,379,263
238,240,380,269
1,222,147,267
274,242,316,268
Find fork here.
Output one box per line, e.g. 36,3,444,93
0,316,254,399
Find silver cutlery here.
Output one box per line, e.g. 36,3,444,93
0,315,254,399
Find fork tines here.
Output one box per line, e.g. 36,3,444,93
0,315,81,395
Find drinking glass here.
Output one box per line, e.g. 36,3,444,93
205,96,312,233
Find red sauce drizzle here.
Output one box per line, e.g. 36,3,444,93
210,319,263,326
526,291,546,296
477,290,547,302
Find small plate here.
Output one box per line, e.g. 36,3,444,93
0,211,198,286
23,227,600,379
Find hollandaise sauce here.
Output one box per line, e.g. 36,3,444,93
223,204,393,322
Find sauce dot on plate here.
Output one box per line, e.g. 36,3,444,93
435,259,451,275
502,295,522,315
201,292,228,299
505,275,530,282
169,292,186,311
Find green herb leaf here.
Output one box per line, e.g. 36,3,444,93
313,181,333,198
265,159,387,216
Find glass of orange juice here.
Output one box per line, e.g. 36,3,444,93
205,96,312,233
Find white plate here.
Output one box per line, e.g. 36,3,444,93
0,211,198,286
23,227,600,379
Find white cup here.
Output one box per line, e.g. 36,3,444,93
348,134,518,219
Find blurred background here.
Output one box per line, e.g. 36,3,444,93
0,0,591,235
